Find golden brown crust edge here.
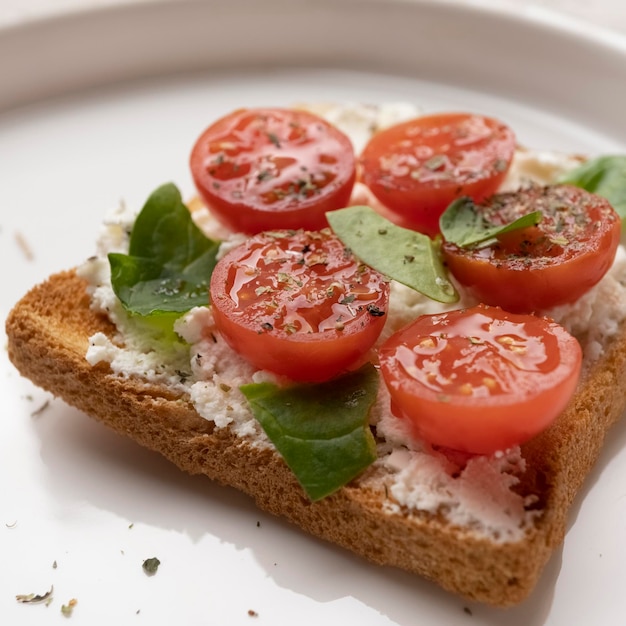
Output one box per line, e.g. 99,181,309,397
6,270,626,607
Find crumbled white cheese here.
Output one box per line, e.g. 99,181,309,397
93,199,135,255
77,201,137,330
380,279,478,344
362,383,537,541
501,149,585,191
189,204,242,246
301,101,422,154
78,102,626,544
374,445,537,542
85,331,189,389
77,200,195,387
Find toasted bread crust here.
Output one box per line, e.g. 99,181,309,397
7,269,626,606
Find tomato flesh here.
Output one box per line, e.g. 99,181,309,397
442,185,621,313
190,108,356,234
209,229,389,382
379,304,582,454
359,112,515,236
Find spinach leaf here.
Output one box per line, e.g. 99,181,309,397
109,183,220,316
440,197,542,248
558,155,626,220
326,206,458,303
240,364,379,501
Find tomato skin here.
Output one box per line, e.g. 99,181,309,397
209,229,389,382
442,185,621,313
359,112,515,236
190,108,356,234
379,305,582,455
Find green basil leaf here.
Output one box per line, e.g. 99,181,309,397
326,206,458,303
109,183,220,316
440,197,542,248
240,364,379,501
558,155,626,220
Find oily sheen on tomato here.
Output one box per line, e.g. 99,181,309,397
379,305,582,455
442,185,621,313
359,112,515,236
190,108,356,234
209,229,389,382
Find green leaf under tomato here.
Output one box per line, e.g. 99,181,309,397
439,197,542,248
240,364,379,501
109,183,220,317
326,206,458,303
557,155,626,221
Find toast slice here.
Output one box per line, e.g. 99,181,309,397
6,267,626,607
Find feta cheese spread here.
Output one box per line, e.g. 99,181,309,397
78,103,626,544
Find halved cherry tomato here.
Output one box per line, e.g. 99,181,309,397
209,229,389,382
379,304,582,454
442,185,621,313
359,112,516,236
190,108,356,234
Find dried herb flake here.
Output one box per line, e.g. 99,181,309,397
142,557,161,576
30,400,50,418
16,585,54,604
61,598,78,617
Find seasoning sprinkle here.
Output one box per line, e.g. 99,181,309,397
16,585,54,604
30,400,50,418
142,557,161,576
366,304,385,317
267,132,281,148
61,598,78,617
15,231,34,261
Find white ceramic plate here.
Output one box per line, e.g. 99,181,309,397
2,1,626,624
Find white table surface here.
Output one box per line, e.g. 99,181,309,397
1,0,626,34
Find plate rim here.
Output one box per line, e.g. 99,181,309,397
1,0,626,119
3,0,626,46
